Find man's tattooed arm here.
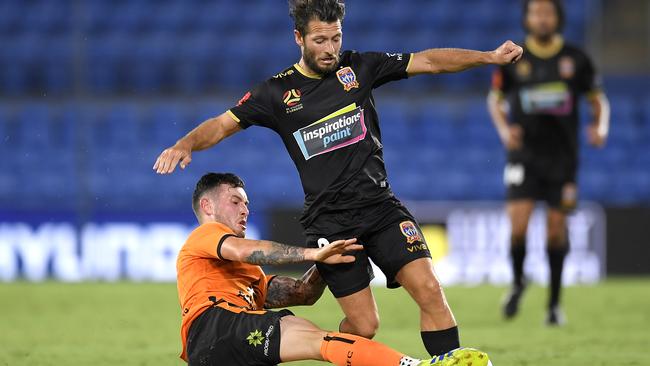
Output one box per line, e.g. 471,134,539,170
243,241,308,265
264,265,327,308
219,236,359,265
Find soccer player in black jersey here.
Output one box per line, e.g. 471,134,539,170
487,0,610,326
155,0,522,356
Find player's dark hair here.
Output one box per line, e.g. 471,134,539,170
192,172,245,214
523,0,565,33
289,0,345,36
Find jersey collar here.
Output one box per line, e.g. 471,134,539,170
294,62,322,79
525,35,564,59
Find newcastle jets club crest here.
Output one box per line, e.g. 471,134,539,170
400,221,422,244
336,66,360,92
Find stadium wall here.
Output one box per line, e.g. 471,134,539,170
2,203,647,283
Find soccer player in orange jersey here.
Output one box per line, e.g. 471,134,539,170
176,172,491,366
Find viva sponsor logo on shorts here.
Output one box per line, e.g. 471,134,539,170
400,221,427,253
293,104,367,160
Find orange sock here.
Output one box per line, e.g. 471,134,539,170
320,332,419,366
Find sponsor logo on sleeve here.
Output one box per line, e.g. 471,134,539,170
516,59,532,80
292,104,366,160
237,91,251,106
273,69,295,78
386,53,404,61
336,66,360,91
559,56,575,79
283,89,303,113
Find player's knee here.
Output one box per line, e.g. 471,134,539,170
511,232,527,245
344,314,379,339
547,234,566,248
546,226,567,247
411,279,446,310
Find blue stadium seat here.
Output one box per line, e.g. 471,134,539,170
23,0,72,35
143,103,191,146
129,33,178,92
42,36,75,94
151,1,194,33
176,32,224,93
411,1,457,32
0,1,26,35
194,0,240,33
85,33,130,93
0,34,43,95
90,104,142,150
239,2,287,33
108,1,155,33
643,96,650,140
578,167,612,202
14,103,55,148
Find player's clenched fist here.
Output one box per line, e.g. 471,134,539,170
153,142,193,174
491,40,524,65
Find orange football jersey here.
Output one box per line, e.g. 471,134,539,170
176,222,274,361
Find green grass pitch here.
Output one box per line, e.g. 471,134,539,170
1,278,648,365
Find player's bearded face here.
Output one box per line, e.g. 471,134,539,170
299,20,342,74
212,186,249,238
526,1,560,40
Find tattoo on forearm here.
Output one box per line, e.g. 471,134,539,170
264,266,327,308
244,241,306,265
265,277,304,308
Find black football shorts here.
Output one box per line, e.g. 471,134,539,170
305,198,432,298
186,305,293,366
504,157,577,211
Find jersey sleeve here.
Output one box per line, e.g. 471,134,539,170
186,228,235,261
256,273,276,309
227,82,278,130
491,66,511,95
361,52,412,88
577,53,602,95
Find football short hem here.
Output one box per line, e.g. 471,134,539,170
328,277,372,298
384,251,433,289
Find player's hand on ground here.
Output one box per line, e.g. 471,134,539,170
586,123,607,148
503,124,523,150
492,40,524,65
153,142,193,174
313,238,362,264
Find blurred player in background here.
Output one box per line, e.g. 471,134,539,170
176,172,490,366
156,0,522,356
487,0,610,325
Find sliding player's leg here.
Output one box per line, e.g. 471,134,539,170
334,286,380,339
278,315,490,366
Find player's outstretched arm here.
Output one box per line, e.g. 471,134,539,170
153,112,242,174
220,237,362,266
487,90,522,151
264,265,327,308
586,91,610,148
407,40,524,76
